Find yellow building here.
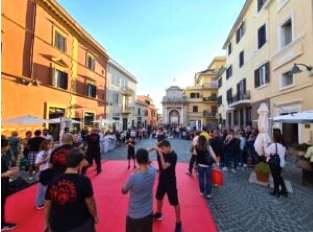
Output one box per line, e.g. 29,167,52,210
185,57,225,130
219,0,313,145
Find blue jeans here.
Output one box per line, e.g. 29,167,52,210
225,151,239,170
197,165,212,195
35,183,47,207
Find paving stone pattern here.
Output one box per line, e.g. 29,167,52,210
102,138,313,232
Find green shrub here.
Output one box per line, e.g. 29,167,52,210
255,162,270,176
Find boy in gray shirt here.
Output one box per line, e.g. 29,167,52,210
122,148,156,232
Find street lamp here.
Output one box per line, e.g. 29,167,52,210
290,63,312,74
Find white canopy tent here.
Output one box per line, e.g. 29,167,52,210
49,117,81,124
273,111,313,124
1,115,53,124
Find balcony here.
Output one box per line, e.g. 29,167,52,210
203,111,217,117
202,82,218,89
121,106,132,115
228,91,251,108
120,86,135,96
203,96,217,102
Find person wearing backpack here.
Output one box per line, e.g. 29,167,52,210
265,133,287,197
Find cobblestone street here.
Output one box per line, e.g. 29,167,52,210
102,138,313,232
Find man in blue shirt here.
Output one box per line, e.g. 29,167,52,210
122,149,155,232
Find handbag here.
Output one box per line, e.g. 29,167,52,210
296,159,313,171
212,167,224,186
39,168,54,186
268,143,280,167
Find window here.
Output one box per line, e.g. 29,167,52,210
112,73,120,86
112,93,119,104
226,65,233,79
86,54,95,71
218,78,222,88
234,110,239,125
280,18,292,48
54,30,66,52
254,62,270,88
190,93,200,98
257,0,267,12
237,78,246,100
138,108,141,116
240,109,244,126
211,106,217,114
218,96,222,106
227,88,233,104
246,107,252,125
192,106,198,112
53,69,68,90
236,22,245,43
87,83,97,98
258,24,267,49
239,51,244,67
228,43,232,55
280,71,294,88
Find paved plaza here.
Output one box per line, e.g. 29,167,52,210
102,138,313,232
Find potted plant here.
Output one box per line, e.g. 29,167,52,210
255,162,270,182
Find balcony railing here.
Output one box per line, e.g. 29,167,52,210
203,82,218,89
227,91,251,105
121,106,132,114
121,87,135,96
203,111,217,117
203,96,217,102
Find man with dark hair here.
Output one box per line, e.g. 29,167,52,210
1,137,18,231
28,130,45,180
122,149,155,232
44,148,98,232
126,136,136,169
149,140,182,232
209,130,224,168
81,128,102,175
42,129,53,142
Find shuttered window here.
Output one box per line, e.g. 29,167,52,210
254,62,270,88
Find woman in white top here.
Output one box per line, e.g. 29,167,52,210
35,140,52,209
265,133,288,197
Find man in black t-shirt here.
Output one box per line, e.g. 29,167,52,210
82,128,101,175
153,126,166,169
1,138,18,231
44,148,98,232
149,140,182,232
126,137,136,169
28,130,45,180
49,133,74,177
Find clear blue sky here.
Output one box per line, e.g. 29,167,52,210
57,0,246,111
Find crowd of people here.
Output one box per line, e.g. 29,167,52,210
2,124,313,232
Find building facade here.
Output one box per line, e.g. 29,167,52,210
162,86,187,127
106,59,137,131
137,95,158,129
1,0,108,139
133,99,148,129
219,0,313,145
185,57,225,130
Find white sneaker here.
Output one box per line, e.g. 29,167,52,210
185,170,191,175
222,167,228,171
28,176,33,181
243,164,247,168
231,169,237,173
200,192,204,196
206,194,212,199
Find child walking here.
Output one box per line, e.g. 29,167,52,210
35,140,52,209
149,140,182,232
126,137,136,169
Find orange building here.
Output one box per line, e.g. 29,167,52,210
136,95,158,128
1,0,109,139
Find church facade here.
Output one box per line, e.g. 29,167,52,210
161,86,187,127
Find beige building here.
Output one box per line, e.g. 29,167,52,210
219,0,313,145
185,57,225,130
106,59,137,131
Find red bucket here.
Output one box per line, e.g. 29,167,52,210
212,168,223,186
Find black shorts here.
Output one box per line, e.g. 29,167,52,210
126,213,153,232
156,180,179,206
128,152,135,160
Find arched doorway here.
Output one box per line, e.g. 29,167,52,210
169,110,180,125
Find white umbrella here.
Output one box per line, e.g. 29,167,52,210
273,111,313,124
50,117,81,124
1,115,53,124
254,103,271,156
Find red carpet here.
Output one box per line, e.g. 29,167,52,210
6,161,217,232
